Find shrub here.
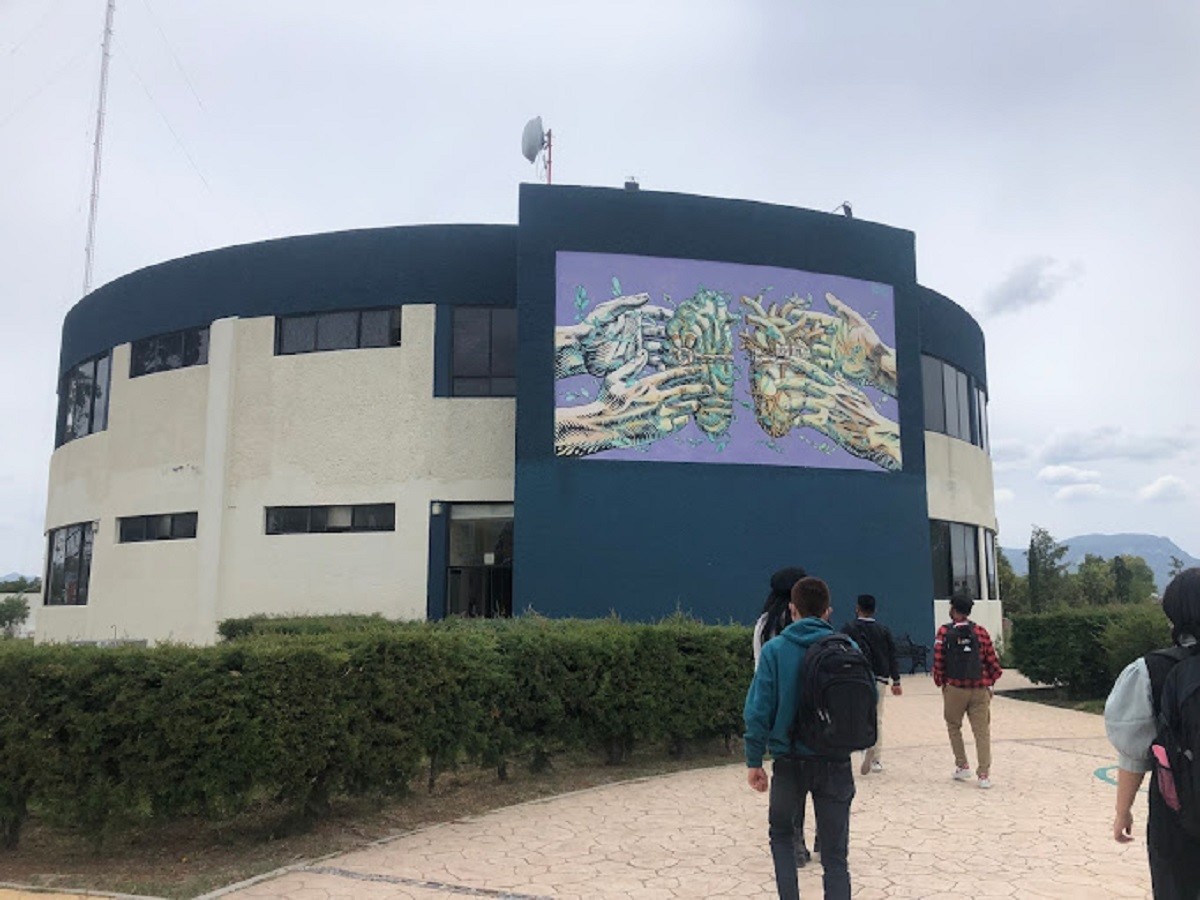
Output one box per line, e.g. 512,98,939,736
0,616,753,847
1011,603,1172,699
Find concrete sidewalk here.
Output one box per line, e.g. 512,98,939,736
199,673,1150,899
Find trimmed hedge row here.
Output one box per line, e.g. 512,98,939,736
1010,603,1171,699
0,617,751,848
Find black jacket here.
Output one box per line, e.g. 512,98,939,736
842,617,900,684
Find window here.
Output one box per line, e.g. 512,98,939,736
55,352,111,447
445,503,513,618
452,307,517,396
921,355,988,450
929,518,981,600
45,522,95,605
130,327,209,377
118,512,198,542
265,504,395,534
275,309,401,355
984,529,998,600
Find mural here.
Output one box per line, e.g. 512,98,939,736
554,252,900,471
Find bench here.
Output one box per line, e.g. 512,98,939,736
896,634,930,674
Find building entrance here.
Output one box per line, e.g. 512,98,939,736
446,503,513,618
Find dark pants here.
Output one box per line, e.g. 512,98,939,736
769,756,854,900
1148,777,1200,899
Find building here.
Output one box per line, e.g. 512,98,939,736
42,184,997,645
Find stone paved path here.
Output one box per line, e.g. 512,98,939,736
200,672,1152,899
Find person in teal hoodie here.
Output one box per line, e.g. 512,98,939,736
745,576,855,900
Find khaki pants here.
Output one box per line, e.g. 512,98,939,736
942,685,992,775
864,682,886,765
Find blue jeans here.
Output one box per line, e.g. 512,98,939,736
769,756,854,900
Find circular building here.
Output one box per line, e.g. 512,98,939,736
42,185,997,646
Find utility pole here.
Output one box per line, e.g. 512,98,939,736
83,0,117,296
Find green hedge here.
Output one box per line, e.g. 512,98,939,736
1010,603,1171,699
0,617,752,848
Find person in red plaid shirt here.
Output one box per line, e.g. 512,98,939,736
933,592,1003,789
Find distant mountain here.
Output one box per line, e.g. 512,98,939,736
1001,533,1200,593
0,572,30,583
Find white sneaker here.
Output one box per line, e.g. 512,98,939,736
953,766,972,781
978,777,992,790
870,760,884,773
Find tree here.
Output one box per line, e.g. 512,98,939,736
1026,526,1069,613
996,547,1028,613
0,576,38,594
1074,554,1116,606
0,594,29,638
1111,555,1156,604
1170,555,1187,581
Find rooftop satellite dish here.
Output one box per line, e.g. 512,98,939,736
520,116,552,183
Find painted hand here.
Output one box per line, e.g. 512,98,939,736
554,351,710,457
778,357,902,471
554,294,671,379
664,290,736,436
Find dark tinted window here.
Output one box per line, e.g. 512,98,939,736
131,328,208,378
45,522,94,606
279,316,317,354
119,517,146,543
921,355,945,433
316,312,358,351
266,506,310,534
173,512,198,539
941,363,960,440
985,530,998,600
956,369,971,442
118,512,199,542
277,309,402,355
930,518,981,600
929,520,952,599
56,352,111,447
452,307,517,396
266,504,395,534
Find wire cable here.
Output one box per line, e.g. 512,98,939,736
137,0,206,111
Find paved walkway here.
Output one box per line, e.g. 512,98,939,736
189,672,1151,899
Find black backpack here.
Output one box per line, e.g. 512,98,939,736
789,633,878,756
942,621,982,682
844,621,884,679
1147,646,1200,839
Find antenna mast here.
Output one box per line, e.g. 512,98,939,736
83,0,117,296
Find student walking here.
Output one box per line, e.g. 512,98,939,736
932,591,1003,789
753,566,819,867
745,577,857,900
1106,568,1200,899
841,594,902,775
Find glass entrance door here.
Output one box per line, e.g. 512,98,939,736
446,503,513,618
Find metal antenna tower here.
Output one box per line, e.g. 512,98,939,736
83,0,117,296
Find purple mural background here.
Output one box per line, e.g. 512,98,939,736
554,251,899,470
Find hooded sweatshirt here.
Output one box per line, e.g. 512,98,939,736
744,616,846,768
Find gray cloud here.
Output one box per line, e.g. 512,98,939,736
1137,475,1190,503
983,256,1083,316
1041,426,1192,465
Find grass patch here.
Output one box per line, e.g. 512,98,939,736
998,686,1105,715
0,739,742,898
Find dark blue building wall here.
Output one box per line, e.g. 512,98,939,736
513,185,938,641
918,286,988,390
59,224,518,376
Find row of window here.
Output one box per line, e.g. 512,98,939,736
929,518,999,601
46,504,398,606
921,355,989,451
55,306,517,448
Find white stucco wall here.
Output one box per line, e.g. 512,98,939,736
925,430,1001,614
41,304,514,645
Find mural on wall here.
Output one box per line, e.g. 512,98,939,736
554,251,900,471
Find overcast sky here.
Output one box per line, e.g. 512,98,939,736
1,1,1197,576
